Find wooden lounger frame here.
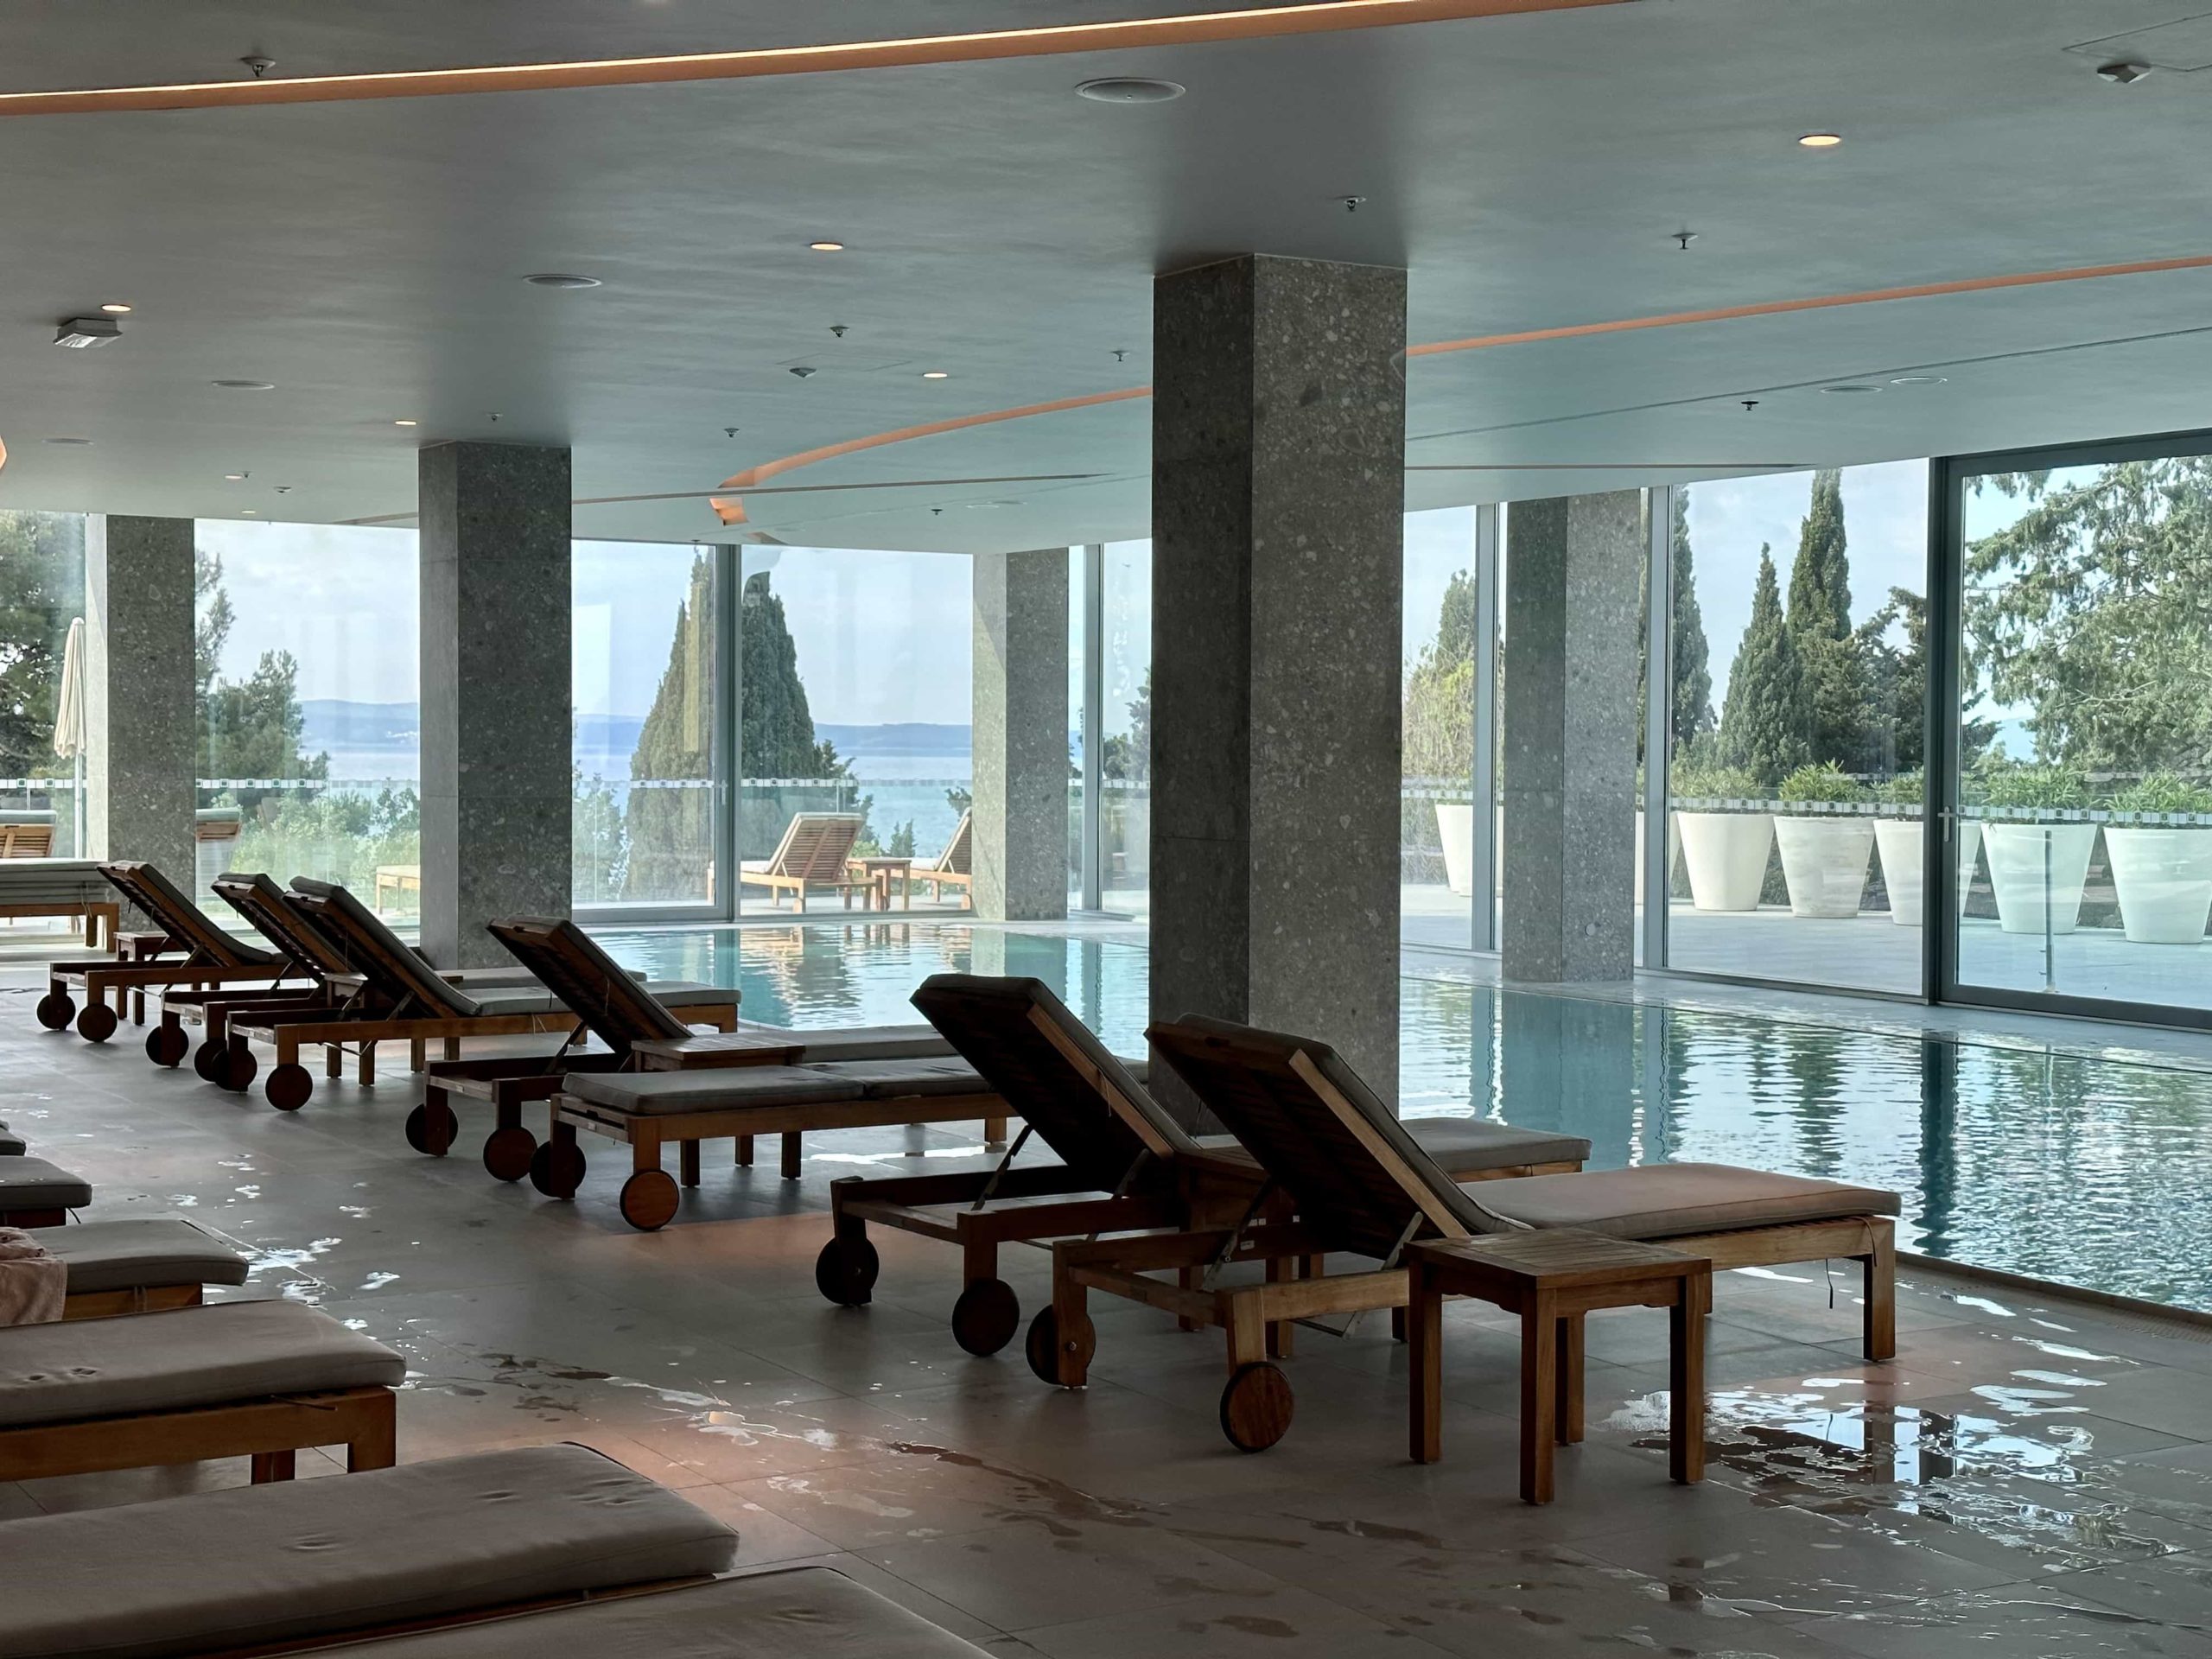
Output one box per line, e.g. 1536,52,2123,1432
1038,1027,1896,1452
0,1384,395,1484
736,812,871,912
64,1281,207,1321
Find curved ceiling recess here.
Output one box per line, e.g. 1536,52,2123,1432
0,0,1625,117
709,250,2212,526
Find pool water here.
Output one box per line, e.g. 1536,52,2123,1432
598,921,2212,1314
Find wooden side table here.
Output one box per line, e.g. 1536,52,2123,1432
1407,1230,1711,1503
847,856,913,912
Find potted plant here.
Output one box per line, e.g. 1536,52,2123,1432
2103,773,2212,944
1434,794,1476,897
1773,764,1875,918
1671,759,1771,912
1979,765,2095,935
1870,771,1926,926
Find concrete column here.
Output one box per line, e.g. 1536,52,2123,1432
1500,491,1643,982
1150,253,1406,1117
418,442,572,967
85,517,196,912
971,548,1069,922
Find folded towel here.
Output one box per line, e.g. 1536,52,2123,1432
0,1227,65,1325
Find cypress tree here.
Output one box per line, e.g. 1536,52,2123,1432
1788,469,1851,640
1716,545,1809,788
1639,492,1716,760
1785,468,1866,770
624,553,714,900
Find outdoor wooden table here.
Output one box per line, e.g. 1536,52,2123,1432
1406,1230,1711,1503
373,865,421,912
849,856,912,911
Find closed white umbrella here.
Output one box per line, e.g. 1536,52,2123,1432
52,618,85,854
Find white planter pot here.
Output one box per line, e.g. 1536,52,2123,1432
1435,803,1475,898
1981,822,2097,935
2103,826,2212,944
1676,812,1773,912
1872,818,1923,926
1956,821,1982,918
1774,817,1874,918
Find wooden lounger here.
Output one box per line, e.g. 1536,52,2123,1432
0,1300,402,1484
32,1217,253,1319
35,861,302,1046
0,1444,739,1659
736,811,871,912
1033,1014,1900,1452
817,974,1589,1358
224,880,738,1114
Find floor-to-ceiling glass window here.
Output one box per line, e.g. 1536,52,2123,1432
1945,435,2212,1016
1660,462,1928,994
1068,545,1088,911
1402,506,1480,956
572,542,722,914
736,546,972,913
194,521,420,914
1098,538,1150,917
0,513,87,885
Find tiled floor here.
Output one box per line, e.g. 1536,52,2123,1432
8,976,2212,1656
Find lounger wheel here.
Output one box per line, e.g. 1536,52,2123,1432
222,1049,259,1093
815,1235,880,1306
35,992,74,1031
1023,1306,1096,1388
146,1024,189,1068
951,1278,1021,1357
193,1040,225,1082
482,1126,537,1184
75,1001,118,1044
618,1169,680,1232
404,1101,459,1156
264,1063,314,1113
530,1140,587,1199
1219,1363,1294,1453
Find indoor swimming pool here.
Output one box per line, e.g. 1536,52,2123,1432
599,921,2212,1314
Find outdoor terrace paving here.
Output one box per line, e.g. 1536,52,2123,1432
4,960,2212,1657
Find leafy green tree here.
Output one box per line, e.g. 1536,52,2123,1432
741,571,842,778
1715,546,1809,787
1102,668,1152,782
625,554,714,900
1637,492,1714,761
572,766,626,903
1967,460,2212,772
0,511,86,779
1784,469,1867,770
194,550,327,788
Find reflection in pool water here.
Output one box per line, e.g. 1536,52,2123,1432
597,923,2212,1313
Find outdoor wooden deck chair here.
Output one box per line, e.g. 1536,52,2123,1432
0,1299,402,1485
35,861,302,1046
1033,1014,1899,1452
0,1444,740,1659
817,974,1592,1358
912,811,975,907
737,812,868,912
225,880,741,1116
416,916,747,1180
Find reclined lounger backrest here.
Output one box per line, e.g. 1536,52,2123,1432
99,861,275,968
289,878,481,1018
1147,1014,1518,1258
912,975,1192,1184
486,917,692,1052
213,872,359,980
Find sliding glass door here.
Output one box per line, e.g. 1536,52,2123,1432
1939,432,2212,1021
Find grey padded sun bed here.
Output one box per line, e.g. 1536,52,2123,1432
31,1217,251,1314
0,1443,739,1659
309,1566,991,1658
0,1155,92,1224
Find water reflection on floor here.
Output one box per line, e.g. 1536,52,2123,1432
597,922,2212,1313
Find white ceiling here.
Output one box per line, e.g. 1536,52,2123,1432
3,0,2210,552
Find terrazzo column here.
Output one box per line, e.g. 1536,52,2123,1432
971,548,1069,923
1500,491,1643,982
418,442,572,968
1149,253,1406,1121
84,516,196,915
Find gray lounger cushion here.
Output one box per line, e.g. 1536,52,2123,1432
467,980,735,1017
0,1130,23,1157
1464,1162,1902,1240
29,1218,251,1294
1194,1116,1590,1173
0,1443,738,1659
0,1157,91,1211
816,1056,985,1098
785,1024,956,1063
563,1065,863,1115
0,1300,403,1427
308,1567,986,1659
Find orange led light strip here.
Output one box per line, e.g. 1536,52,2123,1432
0,0,1625,117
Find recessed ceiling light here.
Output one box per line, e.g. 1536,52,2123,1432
523,272,601,289
212,378,275,390
808,239,845,252
1076,77,1185,104
99,302,132,315
223,473,246,480
44,435,92,446
1821,383,1882,395
393,418,418,427
1797,132,1842,148
1889,374,1948,387
240,508,257,515
921,370,950,379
